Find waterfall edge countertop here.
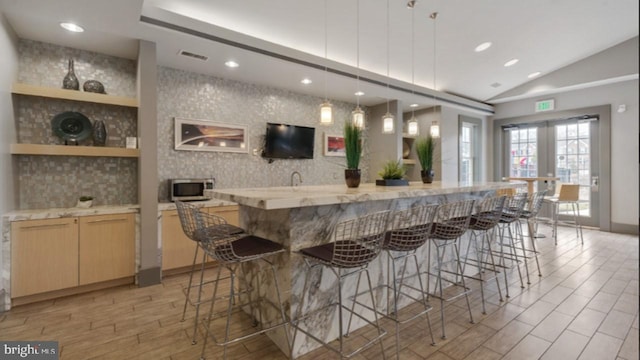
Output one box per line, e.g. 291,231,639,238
206,181,524,210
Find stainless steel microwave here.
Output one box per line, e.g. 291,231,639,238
169,178,214,202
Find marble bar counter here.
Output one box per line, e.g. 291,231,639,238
206,181,522,357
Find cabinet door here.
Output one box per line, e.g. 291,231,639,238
161,210,198,270
207,205,240,227
161,205,240,271
79,213,135,285
11,218,79,297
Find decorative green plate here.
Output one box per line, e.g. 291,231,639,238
51,111,92,143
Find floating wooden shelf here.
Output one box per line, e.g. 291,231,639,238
11,144,139,158
403,159,416,165
12,83,138,108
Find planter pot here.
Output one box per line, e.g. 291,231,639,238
376,179,409,186
421,169,435,184
77,200,92,208
345,169,361,188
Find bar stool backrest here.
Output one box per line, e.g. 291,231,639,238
523,190,546,218
386,204,439,252
175,201,203,242
500,193,528,223
431,199,475,240
470,196,506,231
332,210,391,268
558,184,580,202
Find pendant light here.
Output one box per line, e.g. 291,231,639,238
381,0,395,134
406,6,419,136
351,0,365,129
320,0,333,125
429,12,440,138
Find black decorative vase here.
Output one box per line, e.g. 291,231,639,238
62,58,80,90
421,169,435,184
93,120,107,146
345,169,361,188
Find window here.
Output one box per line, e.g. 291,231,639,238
460,123,474,183
459,117,481,182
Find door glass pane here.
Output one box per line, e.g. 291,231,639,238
555,122,591,216
509,127,538,178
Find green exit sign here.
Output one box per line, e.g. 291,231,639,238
535,99,555,112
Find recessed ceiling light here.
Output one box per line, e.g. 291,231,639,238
224,60,239,68
60,22,84,33
527,71,542,79
301,78,312,85
474,42,492,52
504,58,519,67
410,103,419,108
355,91,365,96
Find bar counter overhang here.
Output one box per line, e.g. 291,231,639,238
206,181,523,357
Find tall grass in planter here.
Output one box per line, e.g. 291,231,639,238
344,121,362,188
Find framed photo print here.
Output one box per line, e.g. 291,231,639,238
324,133,346,157
174,118,248,153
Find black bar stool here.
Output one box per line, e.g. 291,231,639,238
186,208,290,360
519,190,547,279
426,199,476,339
461,195,506,314
371,205,438,358
291,210,390,359
494,193,528,296
174,201,244,345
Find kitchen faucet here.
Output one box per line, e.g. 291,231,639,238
290,171,303,186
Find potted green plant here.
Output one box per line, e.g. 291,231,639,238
77,195,93,208
376,160,409,186
344,120,363,188
415,134,436,183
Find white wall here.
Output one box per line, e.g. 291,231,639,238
493,80,639,227
0,13,19,296
440,106,491,183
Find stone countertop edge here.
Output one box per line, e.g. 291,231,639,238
207,181,526,210
157,199,238,211
3,200,239,221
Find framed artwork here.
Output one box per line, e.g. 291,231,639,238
324,133,346,157
174,118,248,153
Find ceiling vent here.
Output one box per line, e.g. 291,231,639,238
178,50,208,61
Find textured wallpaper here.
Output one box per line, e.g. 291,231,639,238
15,40,138,209
156,67,370,201
14,39,373,208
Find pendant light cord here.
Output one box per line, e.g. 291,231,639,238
324,0,329,102
356,0,360,108
386,0,391,113
411,7,415,119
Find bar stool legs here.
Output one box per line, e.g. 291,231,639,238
426,199,476,339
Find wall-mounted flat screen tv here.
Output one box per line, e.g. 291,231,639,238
262,122,315,159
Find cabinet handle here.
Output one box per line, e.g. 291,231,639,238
20,223,70,229
86,218,128,224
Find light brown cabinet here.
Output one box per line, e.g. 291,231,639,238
10,213,136,299
79,213,135,285
11,218,79,297
162,205,239,271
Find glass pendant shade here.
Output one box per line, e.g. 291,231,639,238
352,106,365,129
430,120,440,138
320,101,333,125
407,116,419,136
382,112,395,134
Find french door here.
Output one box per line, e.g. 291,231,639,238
503,116,600,227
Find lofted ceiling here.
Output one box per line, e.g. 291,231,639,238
0,0,638,114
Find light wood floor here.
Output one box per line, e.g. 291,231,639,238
1,225,638,360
